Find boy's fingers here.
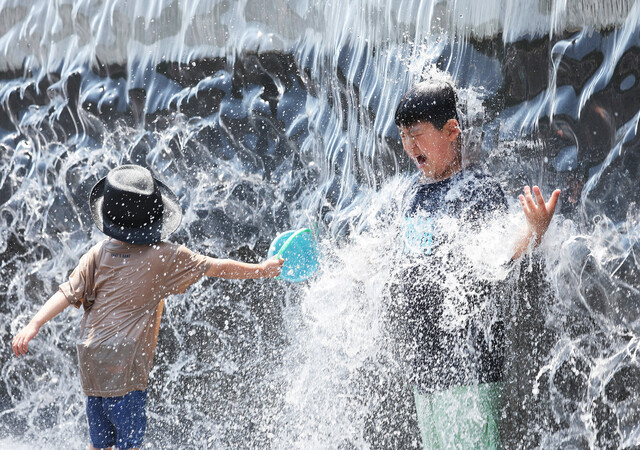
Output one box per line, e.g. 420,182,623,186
523,186,536,209
518,195,529,214
19,336,28,355
547,189,561,213
12,338,23,356
532,186,545,207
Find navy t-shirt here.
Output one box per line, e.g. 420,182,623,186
396,169,508,392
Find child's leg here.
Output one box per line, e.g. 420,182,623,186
86,396,117,449
102,390,147,450
413,383,502,449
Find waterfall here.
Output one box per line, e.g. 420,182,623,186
1,0,639,448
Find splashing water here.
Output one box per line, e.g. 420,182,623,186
0,0,639,448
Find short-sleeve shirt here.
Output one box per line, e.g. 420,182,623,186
398,169,508,392
59,239,211,397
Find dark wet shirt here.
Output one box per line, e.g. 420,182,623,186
397,169,508,392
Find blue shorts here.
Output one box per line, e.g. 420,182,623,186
86,390,147,449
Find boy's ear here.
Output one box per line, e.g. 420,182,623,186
444,119,461,141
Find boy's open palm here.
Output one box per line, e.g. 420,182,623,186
519,186,561,239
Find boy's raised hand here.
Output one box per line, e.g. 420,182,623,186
511,185,561,260
519,185,561,242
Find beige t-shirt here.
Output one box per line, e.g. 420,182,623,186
59,239,211,397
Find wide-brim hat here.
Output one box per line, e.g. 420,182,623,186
89,165,182,244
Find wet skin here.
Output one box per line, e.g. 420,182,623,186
399,119,461,182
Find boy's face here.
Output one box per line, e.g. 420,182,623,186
399,119,461,181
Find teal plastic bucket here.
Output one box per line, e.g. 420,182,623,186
268,228,319,282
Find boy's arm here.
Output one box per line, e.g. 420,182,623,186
512,185,561,260
205,257,284,279
12,290,71,357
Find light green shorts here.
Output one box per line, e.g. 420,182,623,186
413,382,502,449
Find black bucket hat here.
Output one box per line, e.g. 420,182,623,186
89,165,182,244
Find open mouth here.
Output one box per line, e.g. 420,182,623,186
415,154,427,165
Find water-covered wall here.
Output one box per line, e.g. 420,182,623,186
0,0,639,448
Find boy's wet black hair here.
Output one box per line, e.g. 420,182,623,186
394,81,460,130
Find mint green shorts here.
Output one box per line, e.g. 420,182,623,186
413,382,502,449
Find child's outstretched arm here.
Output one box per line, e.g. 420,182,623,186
205,256,284,279
512,185,561,260
12,290,70,357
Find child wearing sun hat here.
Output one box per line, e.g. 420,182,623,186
12,164,283,450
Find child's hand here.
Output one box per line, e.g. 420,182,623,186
12,322,40,357
261,256,285,278
519,186,561,241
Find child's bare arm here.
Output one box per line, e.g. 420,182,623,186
512,185,561,260
12,290,71,357
205,257,284,279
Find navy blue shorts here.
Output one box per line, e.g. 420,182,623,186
86,390,147,449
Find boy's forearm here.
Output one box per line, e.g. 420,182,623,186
29,290,72,329
511,227,536,260
205,258,271,279
13,290,71,356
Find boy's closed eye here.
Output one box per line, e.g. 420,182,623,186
408,124,424,137
400,128,423,141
